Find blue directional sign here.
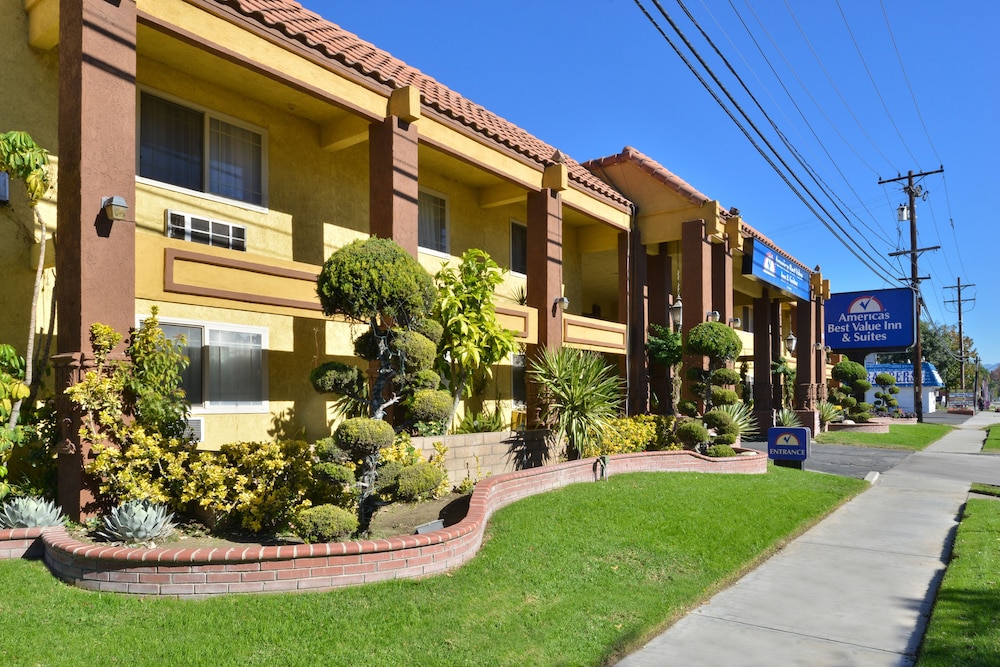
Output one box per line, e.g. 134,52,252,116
825,288,916,352
742,238,811,301
768,427,810,462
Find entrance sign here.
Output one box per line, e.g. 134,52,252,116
742,238,811,301
825,288,916,352
768,427,810,462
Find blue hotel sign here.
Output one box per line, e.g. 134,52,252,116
768,427,810,462
825,288,916,352
742,239,811,301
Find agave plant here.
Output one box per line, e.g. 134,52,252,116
0,496,66,528
98,499,176,544
711,401,759,440
817,401,843,428
774,407,804,428
528,347,624,459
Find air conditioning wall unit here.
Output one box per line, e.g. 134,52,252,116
183,418,204,444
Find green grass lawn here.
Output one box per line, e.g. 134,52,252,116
814,423,952,450
917,497,1000,666
0,467,865,666
982,426,1000,453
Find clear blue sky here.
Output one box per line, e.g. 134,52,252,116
300,0,999,365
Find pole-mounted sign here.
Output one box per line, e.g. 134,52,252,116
824,288,916,352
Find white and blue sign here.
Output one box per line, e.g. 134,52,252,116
768,427,810,461
742,238,811,301
825,288,916,352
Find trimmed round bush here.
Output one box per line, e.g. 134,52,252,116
706,444,737,457
294,504,358,543
314,462,354,486
703,409,739,437
710,386,740,406
675,420,709,450
335,418,395,460
375,460,405,496
712,433,738,446
310,361,362,395
392,329,436,374
711,367,741,386
406,369,441,391
314,437,350,464
677,400,698,418
396,462,446,502
413,318,444,345
408,389,452,423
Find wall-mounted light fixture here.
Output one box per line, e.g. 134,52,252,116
669,297,683,332
101,195,128,221
785,331,797,355
551,296,569,317
706,310,720,323
728,317,742,329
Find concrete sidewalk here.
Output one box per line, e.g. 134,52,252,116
617,411,1000,667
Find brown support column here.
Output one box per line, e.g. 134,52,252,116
55,0,137,520
711,240,734,324
647,247,671,414
681,220,712,406
752,291,774,429
620,228,647,415
795,297,817,408
525,188,563,427
815,295,827,402
369,116,419,257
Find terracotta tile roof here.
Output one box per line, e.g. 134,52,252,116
583,146,712,207
584,147,812,272
213,0,630,209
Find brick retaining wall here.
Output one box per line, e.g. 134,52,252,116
1,449,766,597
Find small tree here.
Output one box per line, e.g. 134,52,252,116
828,360,873,422
432,249,517,426
648,323,683,414
872,372,900,415
683,321,742,412
770,357,797,410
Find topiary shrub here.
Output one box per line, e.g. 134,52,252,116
375,460,405,497
711,367,741,386
392,329,437,375
705,444,737,457
396,462,446,502
309,361,363,395
709,386,740,407
651,414,679,450
674,419,709,451
677,400,698,418
702,409,736,434
294,504,358,543
408,389,452,423
335,417,395,460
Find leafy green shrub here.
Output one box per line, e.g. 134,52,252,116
294,504,358,543
705,444,737,457
454,406,505,434
711,402,758,439
375,460,404,497
406,369,442,391
677,400,698,418
396,462,446,502
392,329,437,375
309,361,363,395
817,401,843,427
650,415,679,450
602,415,658,455
711,367,741,386
335,418,395,460
408,389,452,424
413,318,444,345
314,438,350,464
710,387,740,406
183,440,314,533
674,420,709,451
702,409,735,433
775,408,803,427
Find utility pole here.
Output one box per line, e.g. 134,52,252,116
944,277,975,389
881,167,943,423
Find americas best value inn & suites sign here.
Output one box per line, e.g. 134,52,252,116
824,288,916,352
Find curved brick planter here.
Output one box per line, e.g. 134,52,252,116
1,449,766,597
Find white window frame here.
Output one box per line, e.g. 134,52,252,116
165,209,247,252
510,219,527,277
138,315,269,415
418,188,450,257
137,87,269,212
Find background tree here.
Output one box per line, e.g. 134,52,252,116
647,323,683,414
0,131,51,431
431,249,517,426
683,321,742,412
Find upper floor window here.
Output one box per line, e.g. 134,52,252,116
418,189,448,254
167,210,246,252
139,91,266,206
510,220,527,275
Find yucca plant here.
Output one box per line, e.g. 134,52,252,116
817,400,843,428
0,495,66,528
528,347,624,459
711,401,759,440
98,499,176,544
775,407,804,428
